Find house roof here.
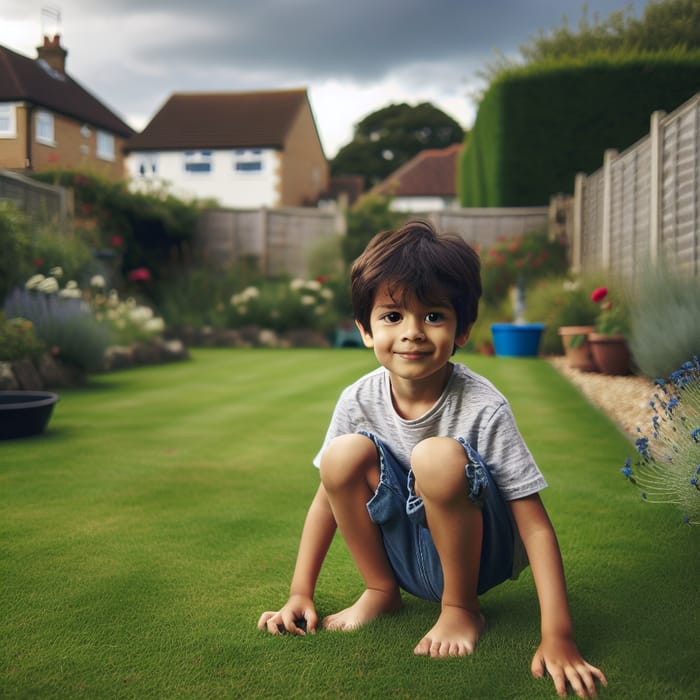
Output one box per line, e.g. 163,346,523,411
125,89,312,152
0,43,133,137
372,143,462,198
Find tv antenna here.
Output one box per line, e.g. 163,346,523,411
40,6,62,38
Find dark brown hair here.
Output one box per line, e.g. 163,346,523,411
350,219,481,337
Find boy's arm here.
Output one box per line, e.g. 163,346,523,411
509,494,607,698
258,482,336,635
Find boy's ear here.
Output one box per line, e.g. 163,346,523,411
454,323,474,349
355,320,374,348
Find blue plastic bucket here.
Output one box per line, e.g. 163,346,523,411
490,323,545,357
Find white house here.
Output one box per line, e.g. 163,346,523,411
125,88,328,208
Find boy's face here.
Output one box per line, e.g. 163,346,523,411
356,282,471,385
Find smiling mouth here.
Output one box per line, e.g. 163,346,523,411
396,350,431,359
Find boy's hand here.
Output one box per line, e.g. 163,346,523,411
531,636,607,698
257,594,318,636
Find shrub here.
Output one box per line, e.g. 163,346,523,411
0,202,33,303
3,288,109,372
341,194,403,265
480,231,569,306
628,262,700,379
228,278,338,335
524,276,600,354
0,313,45,361
155,265,264,329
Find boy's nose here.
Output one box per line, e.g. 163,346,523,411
402,317,425,341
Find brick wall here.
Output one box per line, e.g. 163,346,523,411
0,105,127,182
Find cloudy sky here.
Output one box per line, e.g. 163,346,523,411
0,0,648,156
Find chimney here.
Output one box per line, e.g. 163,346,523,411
36,34,67,74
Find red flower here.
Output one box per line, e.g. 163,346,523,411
111,235,124,248
591,287,608,303
34,257,44,268
128,267,152,282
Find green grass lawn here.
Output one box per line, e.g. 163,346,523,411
1,349,697,699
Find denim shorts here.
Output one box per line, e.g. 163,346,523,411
362,432,516,601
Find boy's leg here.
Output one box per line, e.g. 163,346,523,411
319,434,402,630
410,437,485,657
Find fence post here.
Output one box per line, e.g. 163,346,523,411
572,174,585,273
648,111,665,265
601,149,617,270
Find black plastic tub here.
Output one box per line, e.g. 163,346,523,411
0,391,60,440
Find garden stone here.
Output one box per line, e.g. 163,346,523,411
12,358,43,390
258,329,279,347
132,341,161,365
104,345,134,370
284,329,331,348
157,338,190,362
0,362,19,390
37,353,71,388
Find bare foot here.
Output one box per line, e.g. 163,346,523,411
322,588,402,631
413,604,486,657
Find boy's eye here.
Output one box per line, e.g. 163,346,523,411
425,312,444,323
383,311,402,323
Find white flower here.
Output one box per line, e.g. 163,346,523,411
300,295,316,306
36,276,59,294
304,280,322,292
128,305,154,323
143,317,165,334
90,274,106,288
58,287,81,299
242,286,259,300
65,280,78,289
49,266,63,278
25,274,45,290
563,280,580,292
290,278,305,291
320,288,334,300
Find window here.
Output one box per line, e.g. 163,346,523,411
0,104,16,138
233,148,264,173
36,110,55,145
97,131,115,161
137,154,158,177
184,150,212,173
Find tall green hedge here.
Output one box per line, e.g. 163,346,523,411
459,51,700,207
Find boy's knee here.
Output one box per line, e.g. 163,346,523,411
319,433,378,490
411,437,467,499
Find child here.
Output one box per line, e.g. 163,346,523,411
258,220,607,698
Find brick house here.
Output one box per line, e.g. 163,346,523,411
0,35,134,181
125,89,329,208
371,143,462,212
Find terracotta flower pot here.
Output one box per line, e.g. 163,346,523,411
588,333,630,375
557,325,596,371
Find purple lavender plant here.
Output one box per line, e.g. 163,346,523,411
3,287,109,372
621,357,700,525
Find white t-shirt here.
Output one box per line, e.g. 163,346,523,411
314,362,547,503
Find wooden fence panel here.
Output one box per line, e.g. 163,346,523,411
433,207,549,250
574,92,700,279
0,170,69,224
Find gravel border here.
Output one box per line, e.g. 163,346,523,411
547,356,656,441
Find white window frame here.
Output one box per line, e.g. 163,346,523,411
137,153,158,177
184,150,213,174
0,104,17,138
36,110,55,146
233,148,264,173
97,130,115,161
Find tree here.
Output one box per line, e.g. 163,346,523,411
482,0,700,79
331,102,464,189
